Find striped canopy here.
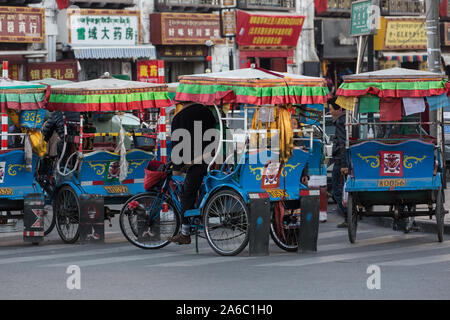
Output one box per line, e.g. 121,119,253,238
337,67,449,98
175,68,330,106
0,78,47,113
48,76,172,112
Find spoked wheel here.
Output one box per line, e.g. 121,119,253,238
203,189,249,256
435,188,445,243
270,203,300,252
119,193,180,249
43,204,56,236
54,186,80,243
347,193,357,244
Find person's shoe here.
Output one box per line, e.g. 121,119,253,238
337,221,348,228
168,232,191,245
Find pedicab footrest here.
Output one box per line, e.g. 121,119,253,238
184,209,201,217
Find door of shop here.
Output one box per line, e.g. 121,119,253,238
259,58,287,72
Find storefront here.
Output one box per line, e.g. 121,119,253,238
0,6,46,80
235,10,305,72
26,60,78,81
150,12,224,83
374,17,428,71
440,22,450,78
315,18,358,93
57,8,156,81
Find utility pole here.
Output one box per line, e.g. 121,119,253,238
425,0,441,138
426,0,441,73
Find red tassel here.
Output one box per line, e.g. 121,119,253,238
439,0,448,17
314,0,328,14
55,0,69,10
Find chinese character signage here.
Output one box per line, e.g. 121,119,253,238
137,60,164,83
27,61,78,81
235,10,305,47
150,13,225,45
68,9,140,46
157,46,208,57
0,7,45,43
350,0,379,36
384,18,426,50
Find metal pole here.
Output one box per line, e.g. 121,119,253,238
426,0,441,138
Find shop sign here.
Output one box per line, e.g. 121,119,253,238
384,18,426,50
0,63,21,80
0,6,45,43
27,61,78,81
158,46,208,57
68,9,140,46
222,10,236,37
235,10,304,47
150,13,224,45
379,59,399,70
444,22,450,46
137,60,164,83
350,0,379,36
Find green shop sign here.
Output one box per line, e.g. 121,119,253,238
68,9,140,46
350,0,379,36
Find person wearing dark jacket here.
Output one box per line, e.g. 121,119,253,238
41,111,80,157
329,98,348,228
168,103,218,245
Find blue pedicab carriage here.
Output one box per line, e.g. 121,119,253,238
0,75,52,241
45,75,172,243
119,68,330,255
336,68,449,243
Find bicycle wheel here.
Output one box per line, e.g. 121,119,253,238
53,186,80,244
347,193,357,244
270,204,300,252
203,189,249,256
119,192,180,249
43,204,56,236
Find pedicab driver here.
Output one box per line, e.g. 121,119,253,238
168,103,219,245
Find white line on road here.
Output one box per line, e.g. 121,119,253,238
256,240,450,267
378,253,450,267
0,246,140,265
41,251,186,268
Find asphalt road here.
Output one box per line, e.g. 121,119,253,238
1,207,449,300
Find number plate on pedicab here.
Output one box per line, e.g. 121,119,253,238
0,188,13,195
104,185,129,194
377,179,406,188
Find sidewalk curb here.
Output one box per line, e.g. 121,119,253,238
361,217,450,236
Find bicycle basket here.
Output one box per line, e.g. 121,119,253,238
144,160,167,191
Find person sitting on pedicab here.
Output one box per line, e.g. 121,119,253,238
168,103,219,245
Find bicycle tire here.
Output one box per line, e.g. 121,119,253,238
119,192,181,249
203,189,249,256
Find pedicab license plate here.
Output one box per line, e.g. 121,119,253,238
0,188,13,195
104,185,129,194
378,179,406,188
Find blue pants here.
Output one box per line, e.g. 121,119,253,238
332,162,347,219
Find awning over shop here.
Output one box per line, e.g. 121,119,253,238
72,45,157,59
380,51,428,62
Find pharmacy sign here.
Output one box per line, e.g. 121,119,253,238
68,9,140,46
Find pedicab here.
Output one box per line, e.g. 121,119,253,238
119,68,330,255
0,70,51,242
336,67,449,243
45,73,172,243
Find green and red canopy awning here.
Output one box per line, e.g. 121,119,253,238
48,76,172,112
175,68,330,106
337,67,449,98
0,78,47,113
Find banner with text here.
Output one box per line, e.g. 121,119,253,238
235,10,304,47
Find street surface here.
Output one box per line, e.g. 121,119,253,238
1,205,450,300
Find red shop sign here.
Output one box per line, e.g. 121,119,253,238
137,60,165,83
235,10,304,47
0,7,45,43
27,61,78,81
150,13,225,45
